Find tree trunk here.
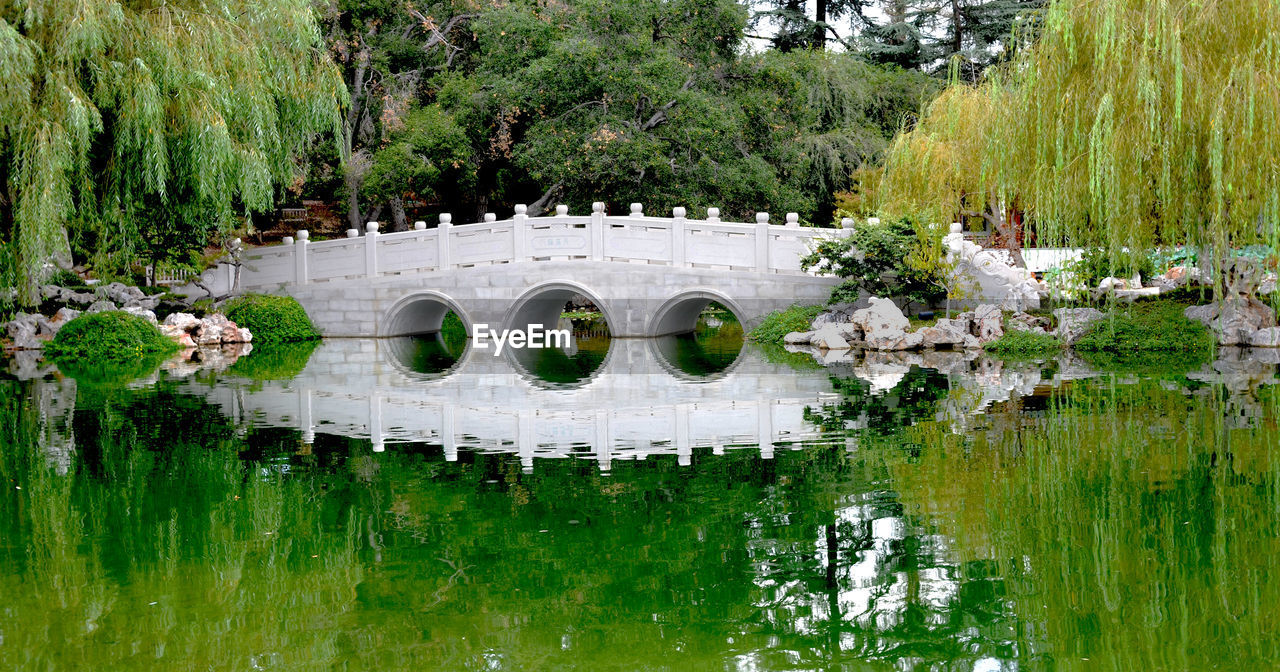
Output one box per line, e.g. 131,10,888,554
389,197,408,232
814,0,828,50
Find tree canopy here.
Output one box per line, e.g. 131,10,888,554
881,0,1280,261
0,0,345,304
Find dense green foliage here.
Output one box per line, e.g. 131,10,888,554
801,217,946,306
1070,247,1157,287
1074,301,1215,365
43,309,177,366
983,327,1061,356
316,0,937,227
221,294,320,345
882,0,1280,269
0,0,345,304
748,304,825,343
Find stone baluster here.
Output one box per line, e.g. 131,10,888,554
671,206,687,267
346,228,359,238
840,217,853,229
484,213,496,222
706,207,721,223
437,213,452,270
629,203,643,218
413,221,426,231
785,212,800,227
294,230,309,284
754,212,770,272
364,221,379,278
555,204,569,217
591,202,605,261
513,204,529,261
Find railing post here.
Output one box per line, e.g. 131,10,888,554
671,206,687,267
294,230,309,284
785,213,800,227
346,228,359,238
706,207,721,224
591,202,605,261
364,221,379,278
754,212,770,272
629,203,643,218
555,204,568,217
484,213,496,222
513,204,528,261
437,214,452,270
414,220,426,231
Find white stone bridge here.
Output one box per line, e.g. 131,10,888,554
197,204,848,337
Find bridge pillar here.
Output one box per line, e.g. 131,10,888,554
671,207,687,267
294,230,309,284
437,215,452,270
365,222,379,278
590,202,605,261
754,212,770,272
513,204,528,261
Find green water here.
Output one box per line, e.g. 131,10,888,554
2,327,1280,669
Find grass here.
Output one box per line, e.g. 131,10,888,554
984,327,1064,357
747,304,824,343
1073,299,1215,372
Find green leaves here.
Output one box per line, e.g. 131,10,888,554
1,0,345,305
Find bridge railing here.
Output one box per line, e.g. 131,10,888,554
235,203,850,291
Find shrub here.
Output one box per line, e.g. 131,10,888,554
1074,301,1215,357
801,216,946,307
748,304,825,343
221,294,320,344
984,328,1063,357
45,311,179,363
1071,247,1157,287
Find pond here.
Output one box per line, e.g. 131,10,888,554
2,316,1280,670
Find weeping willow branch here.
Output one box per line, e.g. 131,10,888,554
0,0,347,305
880,0,1280,273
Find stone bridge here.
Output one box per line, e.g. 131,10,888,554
195,204,848,337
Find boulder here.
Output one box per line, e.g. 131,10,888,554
66,291,96,305
1183,304,1219,329
160,324,197,348
238,328,253,343
972,304,1004,344
1250,327,1280,348
783,331,813,345
53,307,81,324
164,312,202,332
961,334,982,350
122,305,158,325
809,311,843,331
866,330,924,352
1214,297,1277,345
4,316,42,350
810,325,851,350
835,323,863,343
86,300,116,313
851,297,910,339
96,282,146,305
917,319,969,348
1053,307,1104,344
1261,273,1278,296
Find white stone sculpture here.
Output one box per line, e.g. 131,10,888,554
941,222,1042,310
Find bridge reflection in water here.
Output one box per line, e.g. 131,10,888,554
182,336,843,471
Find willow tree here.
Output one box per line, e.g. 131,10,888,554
0,0,346,304
881,0,1280,270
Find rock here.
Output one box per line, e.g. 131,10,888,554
961,334,982,350
123,306,158,325
972,304,1004,344
809,311,843,331
1183,303,1219,329
219,324,244,343
1053,307,1104,344
917,319,969,348
1164,266,1189,285
164,312,202,331
86,300,116,313
783,331,813,345
810,325,851,350
53,307,80,324
66,291,96,305
1115,287,1162,301
851,297,910,339
1214,297,1277,345
96,282,145,305
866,330,924,352
4,319,42,350
1250,327,1280,348
1098,276,1129,291
124,296,161,311
238,328,253,343
835,323,863,343
1261,273,1278,295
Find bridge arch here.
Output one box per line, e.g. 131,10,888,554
504,280,615,335
379,290,471,337
647,288,746,337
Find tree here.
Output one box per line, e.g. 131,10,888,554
0,0,345,305
880,0,1280,268
361,105,475,231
